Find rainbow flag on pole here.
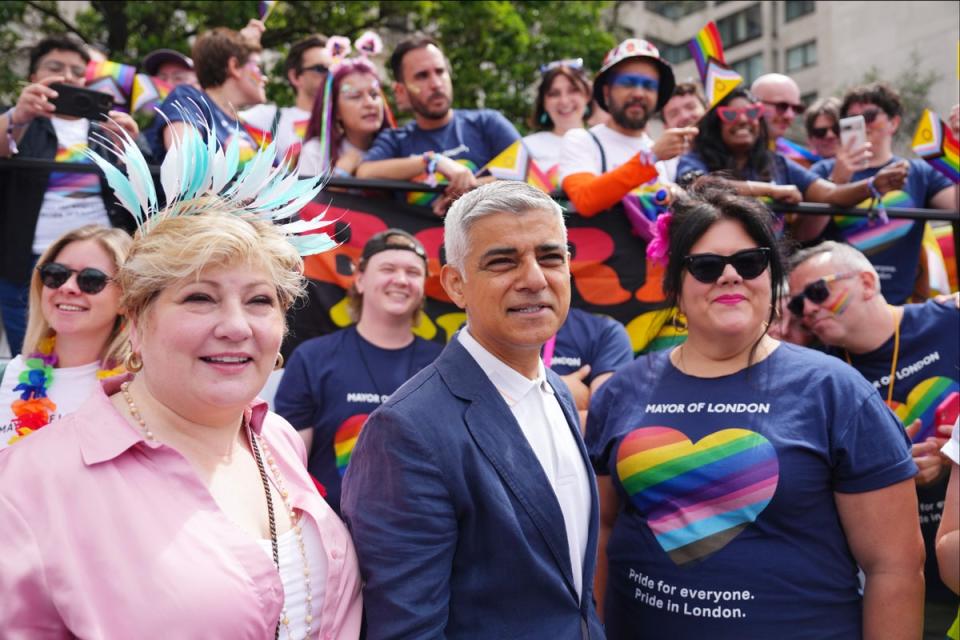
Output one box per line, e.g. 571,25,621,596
912,108,960,183
688,22,742,109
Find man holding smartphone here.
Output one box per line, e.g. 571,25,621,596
810,83,956,305
0,35,138,354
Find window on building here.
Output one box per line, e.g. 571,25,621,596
801,91,818,106
716,4,762,49
730,52,763,86
784,0,815,21
645,1,707,20
785,40,817,72
647,36,693,65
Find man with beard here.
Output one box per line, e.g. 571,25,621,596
560,39,697,216
357,36,520,212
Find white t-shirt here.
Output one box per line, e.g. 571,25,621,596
523,130,565,174
458,328,592,599
558,123,669,184
256,514,327,640
32,117,109,254
240,104,311,166
298,138,358,177
0,355,102,450
943,419,960,464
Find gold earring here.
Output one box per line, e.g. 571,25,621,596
124,350,143,373
274,353,284,370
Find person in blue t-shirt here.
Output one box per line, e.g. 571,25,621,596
548,307,633,427
676,87,908,243
144,24,265,164
356,36,520,215
274,229,442,513
809,83,956,305
789,240,960,637
586,179,922,639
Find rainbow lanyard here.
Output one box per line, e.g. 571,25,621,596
846,305,901,407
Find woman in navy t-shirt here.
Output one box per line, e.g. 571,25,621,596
586,179,922,639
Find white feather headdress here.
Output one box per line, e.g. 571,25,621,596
84,100,335,256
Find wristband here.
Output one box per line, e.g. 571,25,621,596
424,152,440,187
866,176,889,224
4,108,22,154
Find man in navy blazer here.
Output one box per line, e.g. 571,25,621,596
342,181,605,639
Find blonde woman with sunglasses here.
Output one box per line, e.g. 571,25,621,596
0,224,130,450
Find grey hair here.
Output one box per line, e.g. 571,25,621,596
789,240,879,281
443,181,566,270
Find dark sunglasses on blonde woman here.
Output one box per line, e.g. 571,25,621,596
37,262,112,294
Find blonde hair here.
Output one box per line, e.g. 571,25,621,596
119,205,305,329
23,225,133,367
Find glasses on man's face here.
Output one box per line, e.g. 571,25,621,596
809,123,840,139
301,64,329,75
610,73,659,92
37,263,112,294
539,58,584,74
717,103,765,124
786,273,855,316
683,248,771,284
848,106,883,124
761,100,806,116
40,60,87,79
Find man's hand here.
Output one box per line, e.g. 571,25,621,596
437,156,477,197
12,76,62,124
768,184,803,204
949,104,959,140
239,19,265,46
560,365,592,411
872,160,908,194
933,292,960,309
651,127,698,162
98,111,139,145
832,137,872,184
906,419,949,486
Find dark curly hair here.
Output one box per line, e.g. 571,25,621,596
691,87,773,182
841,82,902,119
663,177,784,356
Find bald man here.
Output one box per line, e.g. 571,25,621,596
752,73,805,141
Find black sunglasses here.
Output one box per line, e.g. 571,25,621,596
809,124,839,139
855,106,883,124
762,100,806,115
683,248,771,284
300,64,328,75
786,273,854,317
37,262,112,294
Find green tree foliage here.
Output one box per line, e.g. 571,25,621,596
0,1,617,130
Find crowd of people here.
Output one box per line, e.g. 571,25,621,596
0,19,958,640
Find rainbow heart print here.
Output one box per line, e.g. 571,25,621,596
334,413,368,476
616,426,779,566
894,376,959,442
833,191,914,255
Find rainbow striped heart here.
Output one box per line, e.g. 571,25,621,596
617,426,779,566
334,413,369,476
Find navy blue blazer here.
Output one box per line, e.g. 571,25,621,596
341,338,605,639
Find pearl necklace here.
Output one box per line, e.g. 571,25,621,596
119,382,314,639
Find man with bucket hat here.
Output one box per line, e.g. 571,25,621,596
560,38,698,216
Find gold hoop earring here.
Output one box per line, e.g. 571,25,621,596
124,350,143,373
274,353,284,370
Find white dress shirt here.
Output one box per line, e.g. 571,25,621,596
458,328,592,598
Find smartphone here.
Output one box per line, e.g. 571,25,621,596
839,115,867,169
49,83,112,122
935,391,959,431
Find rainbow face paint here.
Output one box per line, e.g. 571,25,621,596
825,288,851,316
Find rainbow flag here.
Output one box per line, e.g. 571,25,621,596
912,108,960,183
479,140,553,193
258,0,277,20
688,21,726,81
688,22,741,109
775,137,820,167
130,74,171,114
85,60,136,109
242,122,273,148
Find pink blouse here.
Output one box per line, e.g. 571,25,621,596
0,376,362,639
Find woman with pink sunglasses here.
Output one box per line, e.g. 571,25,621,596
675,88,908,242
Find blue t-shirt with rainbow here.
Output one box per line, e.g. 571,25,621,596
810,157,953,304
840,300,960,604
274,326,442,513
585,343,916,639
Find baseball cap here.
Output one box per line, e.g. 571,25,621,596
359,229,427,269
141,49,194,76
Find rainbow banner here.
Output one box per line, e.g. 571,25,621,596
912,108,960,183
688,22,741,109
259,0,277,21
85,60,136,109
775,137,820,167
478,140,553,193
